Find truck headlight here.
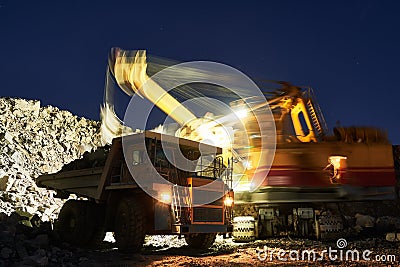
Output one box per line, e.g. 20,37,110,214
160,192,172,204
224,196,234,207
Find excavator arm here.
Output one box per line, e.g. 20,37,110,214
101,48,251,177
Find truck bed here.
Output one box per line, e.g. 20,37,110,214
36,132,224,201
36,145,111,199
37,166,104,199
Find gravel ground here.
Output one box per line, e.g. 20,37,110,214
76,235,400,266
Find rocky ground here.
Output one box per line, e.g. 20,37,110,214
0,98,399,266
2,218,399,267
0,98,101,266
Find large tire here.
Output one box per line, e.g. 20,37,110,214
85,202,106,248
114,197,146,253
88,224,106,248
185,233,216,249
232,216,256,243
55,200,93,246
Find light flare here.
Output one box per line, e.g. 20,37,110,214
103,48,269,187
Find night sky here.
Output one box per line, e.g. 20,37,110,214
1,1,399,143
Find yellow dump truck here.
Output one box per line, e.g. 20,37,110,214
37,131,234,252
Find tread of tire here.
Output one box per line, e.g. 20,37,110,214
114,197,145,252
185,233,216,249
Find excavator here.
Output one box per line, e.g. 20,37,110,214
101,48,398,240
230,82,396,240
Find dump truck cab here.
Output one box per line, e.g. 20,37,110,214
37,131,234,251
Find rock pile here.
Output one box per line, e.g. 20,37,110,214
0,98,102,265
0,98,101,221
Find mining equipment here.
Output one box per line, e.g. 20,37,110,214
37,132,234,252
98,48,399,241
231,82,399,241
38,47,400,247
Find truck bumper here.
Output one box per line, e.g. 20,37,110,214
177,224,233,234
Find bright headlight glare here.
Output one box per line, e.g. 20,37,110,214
160,192,172,203
328,156,347,169
234,108,248,119
224,196,234,206
243,160,253,170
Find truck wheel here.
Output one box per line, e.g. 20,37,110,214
85,202,106,248
114,197,146,252
55,200,93,245
88,225,106,248
185,233,216,249
232,216,256,243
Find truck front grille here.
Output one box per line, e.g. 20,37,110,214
193,207,223,223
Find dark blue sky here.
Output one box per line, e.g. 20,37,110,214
1,1,399,143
